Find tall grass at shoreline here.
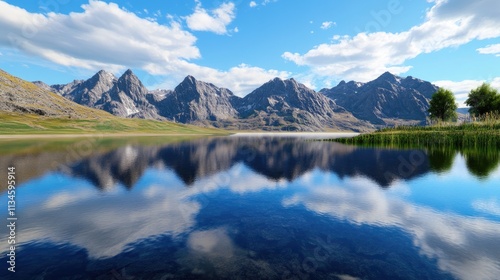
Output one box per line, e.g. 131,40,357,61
333,114,500,149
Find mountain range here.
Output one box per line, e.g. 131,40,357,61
33,70,441,131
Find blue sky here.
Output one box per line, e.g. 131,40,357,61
1,0,500,106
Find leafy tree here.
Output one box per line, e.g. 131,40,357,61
428,88,457,122
496,94,500,112
465,83,499,116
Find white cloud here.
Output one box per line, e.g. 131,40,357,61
473,198,500,217
185,1,236,35
147,62,289,97
283,0,500,82
477,44,500,57
0,1,287,96
249,1,257,8
262,0,277,5
320,21,335,30
0,1,199,71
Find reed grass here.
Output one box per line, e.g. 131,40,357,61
333,114,500,150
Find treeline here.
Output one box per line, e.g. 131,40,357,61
428,83,500,122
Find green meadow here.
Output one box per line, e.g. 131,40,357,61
0,112,228,135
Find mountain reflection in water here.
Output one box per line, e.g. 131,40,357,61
64,137,433,189
1,135,499,280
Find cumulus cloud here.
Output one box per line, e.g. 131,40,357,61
320,21,335,30
477,44,500,57
185,1,236,35
0,1,287,96
0,1,199,71
283,0,500,82
249,1,257,8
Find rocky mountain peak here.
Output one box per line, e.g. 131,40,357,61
115,69,145,94
89,70,116,86
175,75,199,93
119,69,138,81
374,71,400,84
123,68,134,75
184,75,197,83
260,77,305,95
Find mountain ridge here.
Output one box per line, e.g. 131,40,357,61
32,69,442,131
321,72,439,125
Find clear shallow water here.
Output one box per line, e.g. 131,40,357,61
1,135,499,280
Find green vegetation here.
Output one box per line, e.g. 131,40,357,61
428,88,457,122
465,83,500,116
333,115,500,150
333,120,500,178
0,112,228,135
336,83,500,151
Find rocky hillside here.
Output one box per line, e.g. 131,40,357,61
0,69,111,118
321,72,438,126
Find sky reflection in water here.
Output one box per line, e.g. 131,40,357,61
1,135,499,280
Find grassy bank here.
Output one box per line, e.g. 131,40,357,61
0,112,228,135
333,121,500,149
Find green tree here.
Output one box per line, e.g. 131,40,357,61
465,83,499,116
428,88,457,122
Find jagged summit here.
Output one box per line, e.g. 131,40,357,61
371,71,402,86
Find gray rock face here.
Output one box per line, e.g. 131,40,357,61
156,75,239,123
238,78,373,131
321,72,439,126
41,69,162,119
95,69,161,119
66,70,116,107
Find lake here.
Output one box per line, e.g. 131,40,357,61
1,134,499,280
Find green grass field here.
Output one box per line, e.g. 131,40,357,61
0,112,229,135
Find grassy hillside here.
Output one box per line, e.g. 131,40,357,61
0,69,227,135
0,69,114,118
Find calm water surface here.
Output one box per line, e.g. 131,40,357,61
1,134,499,280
